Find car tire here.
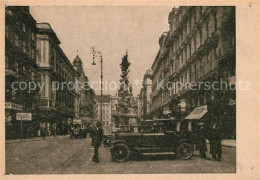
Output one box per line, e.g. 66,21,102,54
176,142,193,160
111,143,130,162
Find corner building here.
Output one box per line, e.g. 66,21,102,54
5,7,39,139
36,23,80,135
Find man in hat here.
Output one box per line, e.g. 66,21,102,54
209,121,223,161
194,122,207,159
90,121,104,163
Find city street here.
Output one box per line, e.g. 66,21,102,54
5,136,236,174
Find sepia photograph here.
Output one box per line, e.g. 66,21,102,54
1,2,259,178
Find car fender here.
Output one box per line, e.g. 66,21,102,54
111,140,127,146
178,139,194,147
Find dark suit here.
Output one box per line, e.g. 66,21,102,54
90,125,103,162
209,124,222,161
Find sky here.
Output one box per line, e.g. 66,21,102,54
30,6,173,96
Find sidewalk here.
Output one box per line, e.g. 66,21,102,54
5,135,70,144
206,139,236,148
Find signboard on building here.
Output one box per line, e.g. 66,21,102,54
5,102,23,111
5,69,19,78
16,113,32,121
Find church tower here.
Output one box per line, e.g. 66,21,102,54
73,52,84,74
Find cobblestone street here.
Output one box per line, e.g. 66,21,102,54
5,136,236,174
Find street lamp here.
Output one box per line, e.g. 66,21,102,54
91,47,103,124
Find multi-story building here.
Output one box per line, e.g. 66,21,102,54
137,89,144,121
96,95,112,126
36,22,80,134
138,69,153,120
150,6,235,138
73,54,96,121
5,7,39,139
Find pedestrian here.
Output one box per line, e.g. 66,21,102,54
52,123,57,137
208,121,223,161
40,127,46,140
194,122,207,159
90,121,104,163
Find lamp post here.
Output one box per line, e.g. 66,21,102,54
91,47,103,123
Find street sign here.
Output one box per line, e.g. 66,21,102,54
16,113,32,121
5,102,23,111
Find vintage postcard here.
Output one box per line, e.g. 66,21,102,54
0,0,260,179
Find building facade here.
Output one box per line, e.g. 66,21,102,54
96,95,112,126
36,22,80,135
5,7,39,139
73,54,96,122
138,69,153,120
150,6,235,138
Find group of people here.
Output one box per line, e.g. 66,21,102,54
194,121,223,161
39,123,68,139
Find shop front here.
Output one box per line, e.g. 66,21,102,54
5,102,23,139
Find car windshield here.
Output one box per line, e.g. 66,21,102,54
140,120,177,133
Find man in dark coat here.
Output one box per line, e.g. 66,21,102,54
194,122,207,159
208,122,222,161
90,121,103,163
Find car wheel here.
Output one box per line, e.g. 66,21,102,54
111,143,130,162
177,142,193,160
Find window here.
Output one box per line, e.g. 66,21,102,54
31,49,35,59
199,28,203,45
199,6,202,16
206,21,209,38
5,56,9,69
23,66,26,73
214,13,217,30
194,65,197,81
15,34,19,46
5,25,9,38
194,9,197,23
189,43,191,57
194,36,197,51
14,61,18,73
184,48,187,60
31,72,35,80
22,23,26,32
23,41,26,52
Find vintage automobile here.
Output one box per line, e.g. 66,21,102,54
70,119,87,139
110,118,194,162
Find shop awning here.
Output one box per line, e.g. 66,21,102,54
185,105,207,120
